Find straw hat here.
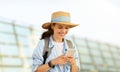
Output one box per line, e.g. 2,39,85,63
42,11,79,29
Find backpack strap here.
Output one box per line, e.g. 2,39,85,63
66,39,74,49
43,37,51,64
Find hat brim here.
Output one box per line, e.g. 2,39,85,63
42,22,79,29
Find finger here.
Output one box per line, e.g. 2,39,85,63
69,55,74,57
58,60,67,65
59,54,65,57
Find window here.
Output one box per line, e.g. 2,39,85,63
0,22,13,33
104,58,114,66
102,51,112,58
108,67,117,72
97,66,108,72
100,44,109,51
75,39,87,47
0,68,2,72
110,46,118,53
93,57,103,65
115,60,120,66
23,58,32,66
33,30,42,36
78,47,89,55
81,64,95,71
0,33,16,44
80,55,92,63
3,67,22,72
90,49,101,56
23,68,31,72
0,44,18,56
15,26,30,36
112,53,120,60
17,36,31,46
2,57,21,65
87,41,99,49
20,47,32,57
0,58,1,65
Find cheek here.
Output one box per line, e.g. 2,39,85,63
53,29,59,34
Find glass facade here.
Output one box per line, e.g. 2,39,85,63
72,37,120,72
0,21,41,72
0,20,120,72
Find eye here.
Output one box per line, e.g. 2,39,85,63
65,27,70,29
58,26,63,29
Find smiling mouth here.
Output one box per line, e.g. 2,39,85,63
59,33,65,36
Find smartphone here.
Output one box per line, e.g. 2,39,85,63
65,49,76,57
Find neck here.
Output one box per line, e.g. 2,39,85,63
52,35,63,42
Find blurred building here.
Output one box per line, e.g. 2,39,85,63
0,19,120,72
72,36,120,72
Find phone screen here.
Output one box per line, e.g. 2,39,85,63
65,49,76,56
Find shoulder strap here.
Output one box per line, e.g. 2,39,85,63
66,39,74,49
43,37,49,56
43,37,51,64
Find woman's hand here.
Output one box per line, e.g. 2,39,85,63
51,55,68,66
67,55,76,65
67,55,79,72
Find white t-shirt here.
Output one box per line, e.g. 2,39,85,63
54,42,64,72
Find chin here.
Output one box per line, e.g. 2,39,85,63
58,34,66,39
60,36,65,39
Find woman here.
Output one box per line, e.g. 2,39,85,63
32,11,80,72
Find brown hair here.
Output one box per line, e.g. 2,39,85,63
41,23,55,39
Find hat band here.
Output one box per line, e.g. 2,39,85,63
51,16,70,22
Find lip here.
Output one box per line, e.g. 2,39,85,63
59,34,65,36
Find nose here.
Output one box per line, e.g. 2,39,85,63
61,29,67,33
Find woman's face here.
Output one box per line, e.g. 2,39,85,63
52,23,70,40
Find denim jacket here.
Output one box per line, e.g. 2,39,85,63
32,36,80,72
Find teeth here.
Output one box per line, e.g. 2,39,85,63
59,32,65,36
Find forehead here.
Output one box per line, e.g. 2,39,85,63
55,23,70,27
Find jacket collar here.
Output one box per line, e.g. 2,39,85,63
48,35,54,48
48,35,69,53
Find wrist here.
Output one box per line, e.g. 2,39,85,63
70,59,76,65
48,61,55,68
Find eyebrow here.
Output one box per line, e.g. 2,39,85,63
57,24,69,27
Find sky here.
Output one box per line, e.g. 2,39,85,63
0,0,120,46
